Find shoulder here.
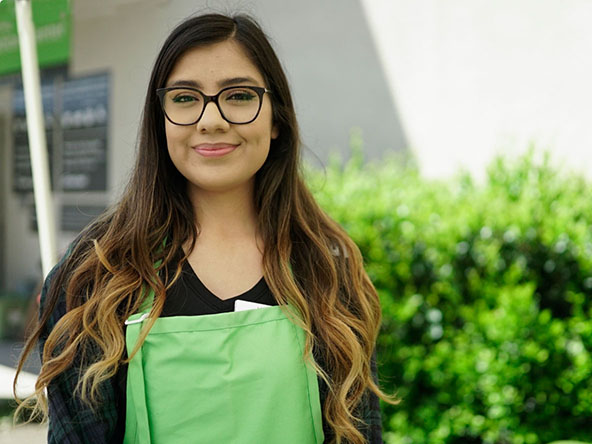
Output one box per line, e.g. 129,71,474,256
39,241,74,301
39,232,90,334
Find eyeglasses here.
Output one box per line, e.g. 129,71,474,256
156,85,272,126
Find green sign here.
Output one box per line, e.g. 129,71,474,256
0,0,70,76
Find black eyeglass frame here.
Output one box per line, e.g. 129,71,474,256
156,85,272,126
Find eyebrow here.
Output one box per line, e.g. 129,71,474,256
167,76,261,89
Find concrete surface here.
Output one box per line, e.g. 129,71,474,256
0,341,46,443
0,418,47,444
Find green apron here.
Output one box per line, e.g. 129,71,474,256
123,294,325,444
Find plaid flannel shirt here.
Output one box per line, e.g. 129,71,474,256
39,248,383,444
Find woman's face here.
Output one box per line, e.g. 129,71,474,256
163,39,278,196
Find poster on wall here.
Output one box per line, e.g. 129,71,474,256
12,71,109,192
60,74,109,191
11,76,55,191
29,204,107,233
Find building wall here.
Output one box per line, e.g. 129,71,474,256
362,0,592,178
1,84,48,293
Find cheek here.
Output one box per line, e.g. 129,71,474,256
255,108,276,142
165,122,185,146
165,124,194,163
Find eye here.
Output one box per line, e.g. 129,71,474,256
172,94,198,103
224,89,257,103
169,89,202,104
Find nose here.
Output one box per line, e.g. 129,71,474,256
196,101,230,133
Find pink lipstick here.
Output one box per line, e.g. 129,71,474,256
193,143,238,158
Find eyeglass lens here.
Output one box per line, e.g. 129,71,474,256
162,87,262,124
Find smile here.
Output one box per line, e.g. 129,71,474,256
193,143,239,158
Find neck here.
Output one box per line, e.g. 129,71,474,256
187,181,258,241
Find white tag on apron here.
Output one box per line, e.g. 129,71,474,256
234,300,271,312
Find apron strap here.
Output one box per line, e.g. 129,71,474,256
123,239,166,443
125,315,152,444
292,321,325,444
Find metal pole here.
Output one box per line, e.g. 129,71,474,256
15,0,57,276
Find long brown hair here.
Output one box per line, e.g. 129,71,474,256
15,13,396,443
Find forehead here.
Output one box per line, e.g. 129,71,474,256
166,40,265,89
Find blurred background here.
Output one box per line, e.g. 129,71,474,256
0,0,591,443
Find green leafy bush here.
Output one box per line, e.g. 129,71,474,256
307,146,592,444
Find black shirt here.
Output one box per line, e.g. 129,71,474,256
161,259,277,316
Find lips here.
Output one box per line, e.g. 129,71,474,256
193,143,239,158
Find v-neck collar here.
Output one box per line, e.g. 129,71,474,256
181,259,269,311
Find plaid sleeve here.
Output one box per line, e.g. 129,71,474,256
362,351,384,444
317,349,384,444
38,245,123,444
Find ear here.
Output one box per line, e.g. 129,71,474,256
271,123,279,140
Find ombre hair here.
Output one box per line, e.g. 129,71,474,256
15,13,396,444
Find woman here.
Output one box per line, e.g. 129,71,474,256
16,13,395,444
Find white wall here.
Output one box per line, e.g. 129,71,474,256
362,0,592,178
